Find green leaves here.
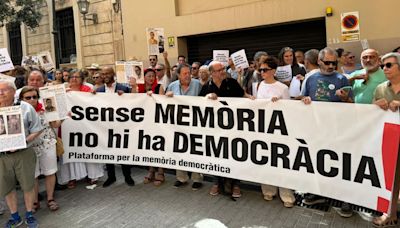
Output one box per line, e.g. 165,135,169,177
0,0,44,30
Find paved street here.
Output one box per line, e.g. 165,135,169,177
0,167,383,227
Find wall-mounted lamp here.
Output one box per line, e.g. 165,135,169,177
112,0,120,13
77,0,98,26
326,7,333,17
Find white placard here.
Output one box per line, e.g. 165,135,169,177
146,28,165,55
0,106,26,152
275,65,292,82
39,84,68,121
38,51,55,72
0,48,14,73
115,61,144,84
213,50,229,66
231,49,249,69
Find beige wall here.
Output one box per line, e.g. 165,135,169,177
122,0,400,66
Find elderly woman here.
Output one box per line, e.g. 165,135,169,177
199,65,210,85
58,69,103,188
134,68,166,186
277,47,306,86
19,86,62,212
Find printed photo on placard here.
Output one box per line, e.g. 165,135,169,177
146,28,165,55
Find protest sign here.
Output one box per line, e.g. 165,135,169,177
62,92,400,213
115,61,144,84
21,55,40,68
231,49,249,69
0,48,14,73
39,84,68,121
213,50,229,66
0,106,26,152
146,28,165,55
38,51,55,72
275,65,292,82
0,73,16,83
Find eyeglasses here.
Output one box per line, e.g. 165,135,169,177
321,60,338,66
149,59,157,61
92,76,99,79
348,56,355,59
380,62,399,69
213,68,225,73
155,69,164,71
23,95,38,100
0,88,12,94
192,67,198,70
259,68,273,73
69,76,81,79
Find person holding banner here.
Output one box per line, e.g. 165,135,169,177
165,63,204,190
277,47,306,86
59,70,103,188
19,86,61,212
254,56,294,207
0,81,43,228
200,60,254,198
96,66,135,187
372,52,400,227
301,47,353,217
134,68,166,186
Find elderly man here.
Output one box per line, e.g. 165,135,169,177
349,49,387,104
300,49,320,95
301,47,352,217
242,51,268,95
0,81,43,228
200,60,254,198
97,66,135,187
14,70,46,102
372,52,400,227
155,52,172,90
165,63,204,190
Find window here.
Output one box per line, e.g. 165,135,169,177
7,23,23,65
56,8,76,64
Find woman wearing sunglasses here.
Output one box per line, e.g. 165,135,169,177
255,56,294,208
19,86,62,212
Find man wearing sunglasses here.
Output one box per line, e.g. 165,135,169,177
191,62,201,79
301,47,353,217
155,52,172,90
302,47,352,104
349,49,387,104
149,55,158,69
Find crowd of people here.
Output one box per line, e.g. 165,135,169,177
0,45,399,228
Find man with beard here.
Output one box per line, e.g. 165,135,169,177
349,49,387,104
301,47,353,217
96,67,135,187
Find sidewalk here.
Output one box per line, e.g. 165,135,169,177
0,167,377,227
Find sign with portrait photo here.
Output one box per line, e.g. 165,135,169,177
38,51,55,72
115,61,144,84
146,28,165,55
0,106,26,152
39,84,68,121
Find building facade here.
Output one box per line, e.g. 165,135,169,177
1,0,399,69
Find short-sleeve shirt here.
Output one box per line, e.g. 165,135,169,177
304,71,351,102
199,78,244,98
373,81,400,102
256,81,290,100
351,68,387,104
166,79,202,96
20,101,43,137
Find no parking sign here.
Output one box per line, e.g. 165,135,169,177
341,11,360,42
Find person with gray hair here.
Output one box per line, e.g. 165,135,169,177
198,65,210,85
0,80,43,228
371,52,400,227
299,49,320,95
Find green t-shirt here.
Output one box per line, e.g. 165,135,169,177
351,69,387,104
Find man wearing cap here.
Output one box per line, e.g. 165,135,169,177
86,63,101,85
0,80,43,228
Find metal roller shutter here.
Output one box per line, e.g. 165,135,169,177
186,18,326,64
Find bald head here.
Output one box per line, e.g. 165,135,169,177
27,70,45,88
101,66,115,85
361,49,380,72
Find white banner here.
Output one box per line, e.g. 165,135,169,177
62,92,400,213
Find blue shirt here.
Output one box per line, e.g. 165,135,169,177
166,79,202,96
20,101,43,136
303,71,351,102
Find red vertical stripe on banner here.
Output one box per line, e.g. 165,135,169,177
377,123,400,212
